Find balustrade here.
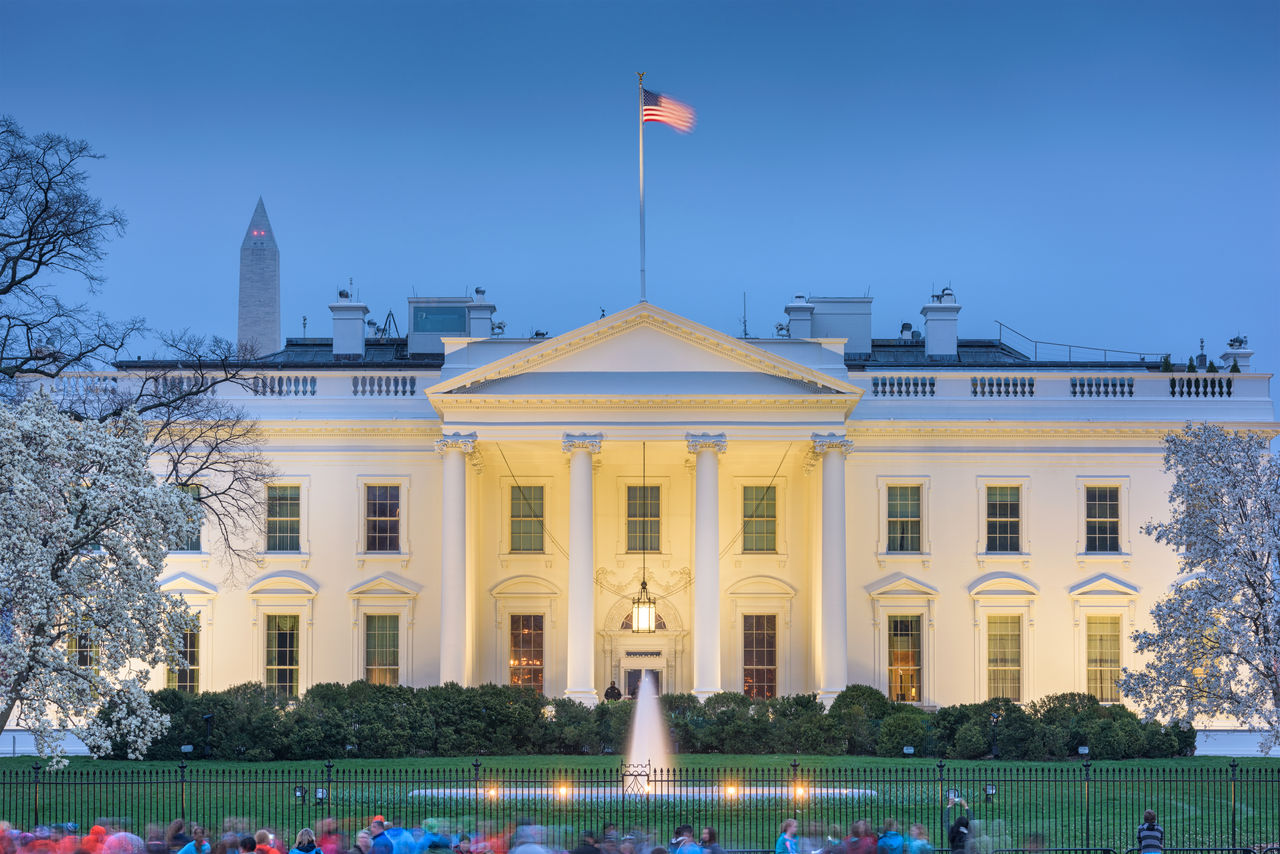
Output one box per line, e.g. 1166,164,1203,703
871,375,936,397
1170,375,1232,399
352,375,416,397
972,376,1035,398
251,375,316,397
1071,376,1134,398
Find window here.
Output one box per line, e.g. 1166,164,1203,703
627,485,660,552
364,485,401,552
412,306,467,334
742,486,777,553
265,614,300,698
364,614,399,685
509,486,544,553
167,629,200,693
1086,615,1122,702
987,616,1021,701
887,486,922,553
743,614,777,699
67,634,99,672
266,485,301,552
174,484,202,552
887,615,922,702
985,486,1021,553
509,614,544,692
1085,486,1120,553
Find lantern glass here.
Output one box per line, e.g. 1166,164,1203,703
631,598,657,634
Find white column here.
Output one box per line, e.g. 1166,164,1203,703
687,432,727,699
564,433,603,705
435,432,476,685
814,432,854,706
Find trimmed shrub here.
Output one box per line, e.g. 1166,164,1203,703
876,710,928,758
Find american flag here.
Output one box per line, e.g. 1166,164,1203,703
642,89,696,133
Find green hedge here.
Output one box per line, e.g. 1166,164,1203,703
117,683,1194,760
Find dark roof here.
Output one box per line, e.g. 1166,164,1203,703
844,338,1157,371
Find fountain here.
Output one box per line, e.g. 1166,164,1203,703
625,672,670,771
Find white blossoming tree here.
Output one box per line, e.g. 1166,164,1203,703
0,393,197,760
1119,422,1280,750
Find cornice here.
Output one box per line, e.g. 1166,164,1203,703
256,420,443,438
429,394,854,411
848,420,1280,439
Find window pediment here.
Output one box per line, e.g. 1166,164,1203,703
348,572,422,597
969,571,1039,598
490,575,561,597
866,572,938,598
158,571,219,597
726,575,797,598
248,570,319,597
1069,573,1139,598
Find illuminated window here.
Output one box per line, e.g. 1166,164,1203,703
167,629,200,693
987,616,1021,701
509,614,544,693
265,614,300,698
1086,615,1122,702
67,634,99,672
985,486,1021,553
174,484,202,552
743,614,777,698
510,486,544,553
742,486,776,553
627,485,660,552
266,485,301,552
364,614,399,685
888,615,922,702
365,485,400,552
1085,486,1120,553
620,611,667,631
887,486,922,552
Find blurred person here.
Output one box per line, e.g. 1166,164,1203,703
253,833,280,854
906,826,931,854
1021,834,1044,853
368,825,391,854
289,830,318,854
945,797,971,854
845,823,875,854
569,833,596,854
144,826,166,854
799,823,824,854
238,839,256,854
317,822,344,854
508,825,548,854
106,835,145,854
351,834,372,854
775,820,798,854
670,828,698,854
453,838,471,854
29,827,55,854
1137,811,1163,853
875,821,903,854
176,828,209,854
166,823,192,854
698,829,724,854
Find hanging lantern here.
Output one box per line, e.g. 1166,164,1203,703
631,578,657,634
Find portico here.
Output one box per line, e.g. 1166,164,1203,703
425,304,861,703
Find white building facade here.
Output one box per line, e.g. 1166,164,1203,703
137,289,1274,711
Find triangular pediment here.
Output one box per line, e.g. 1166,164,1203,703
426,304,859,401
348,572,422,597
866,572,938,598
1069,573,1139,598
159,571,219,596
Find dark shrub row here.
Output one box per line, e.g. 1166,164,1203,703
119,682,1193,761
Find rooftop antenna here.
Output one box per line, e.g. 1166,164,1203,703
302,315,308,336
741,292,750,338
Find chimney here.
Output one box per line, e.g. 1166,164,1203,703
1221,335,1253,372
330,289,369,360
808,297,872,356
467,287,497,336
783,294,814,338
920,287,960,361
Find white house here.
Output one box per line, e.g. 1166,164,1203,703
124,240,1273,713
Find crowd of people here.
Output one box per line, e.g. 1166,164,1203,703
0,803,1163,854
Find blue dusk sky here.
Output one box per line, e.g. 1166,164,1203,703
4,1,1278,391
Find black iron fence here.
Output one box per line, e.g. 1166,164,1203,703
1,762,1278,853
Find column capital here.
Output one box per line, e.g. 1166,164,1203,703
812,432,854,456
562,432,604,454
686,432,727,454
435,431,477,454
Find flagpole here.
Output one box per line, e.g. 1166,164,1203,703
637,71,646,304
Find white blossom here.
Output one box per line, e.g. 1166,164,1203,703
1119,422,1280,751
0,393,197,763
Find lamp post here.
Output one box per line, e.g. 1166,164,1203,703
989,711,1002,758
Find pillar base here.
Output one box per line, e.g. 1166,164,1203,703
692,689,718,701
816,690,840,709
564,689,599,708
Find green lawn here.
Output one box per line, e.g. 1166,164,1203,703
1,756,1277,852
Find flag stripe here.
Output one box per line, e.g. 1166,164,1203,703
642,89,696,133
